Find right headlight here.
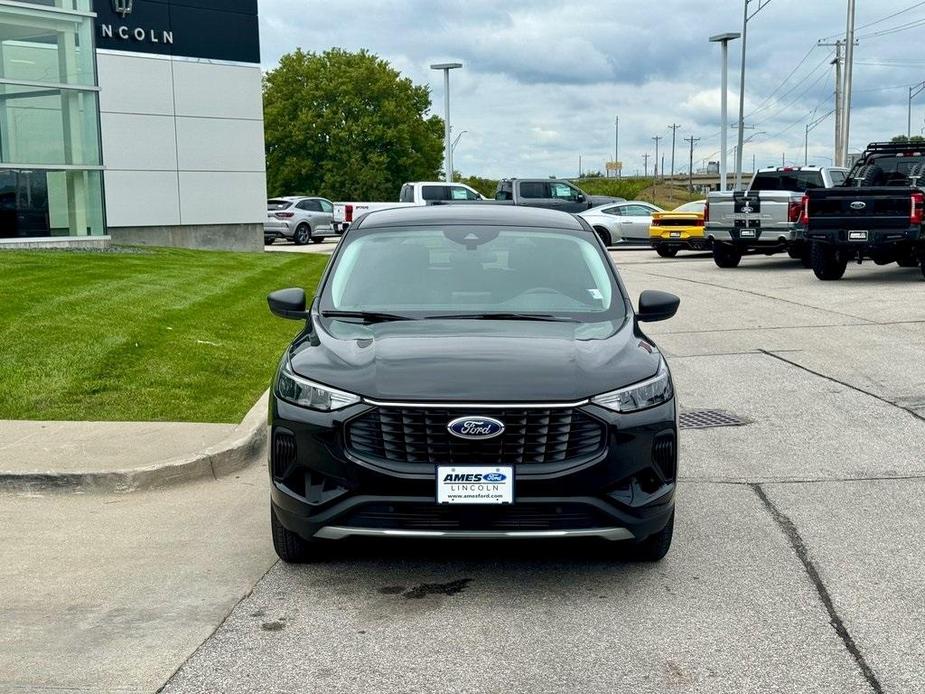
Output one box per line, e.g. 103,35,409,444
591,358,673,413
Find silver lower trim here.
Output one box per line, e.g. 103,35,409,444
314,526,634,541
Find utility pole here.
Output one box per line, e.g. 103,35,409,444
735,0,773,190
841,0,856,166
710,33,740,191
643,153,650,178
578,154,582,178
652,136,662,179
430,62,463,182
685,136,701,191
819,39,845,165
909,82,925,138
668,123,682,179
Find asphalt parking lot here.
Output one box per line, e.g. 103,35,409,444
3,249,923,693
160,250,925,694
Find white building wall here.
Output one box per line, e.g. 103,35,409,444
97,50,266,231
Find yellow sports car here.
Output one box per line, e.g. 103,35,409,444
649,200,709,257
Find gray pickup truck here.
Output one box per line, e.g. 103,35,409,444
706,166,848,268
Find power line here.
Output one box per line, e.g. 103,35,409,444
820,0,925,40
751,53,834,128
857,16,925,39
746,49,834,121
744,44,818,119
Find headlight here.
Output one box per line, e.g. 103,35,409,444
276,360,360,411
591,358,673,413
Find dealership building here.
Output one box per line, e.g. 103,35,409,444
0,0,265,250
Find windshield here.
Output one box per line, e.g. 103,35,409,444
845,155,925,186
750,171,825,192
321,226,625,322
673,201,705,213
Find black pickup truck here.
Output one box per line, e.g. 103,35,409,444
804,142,925,280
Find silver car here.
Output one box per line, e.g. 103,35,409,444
578,201,663,246
265,197,337,245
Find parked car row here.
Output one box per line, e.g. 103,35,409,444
703,144,925,280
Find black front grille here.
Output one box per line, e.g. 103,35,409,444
343,502,609,531
347,407,606,468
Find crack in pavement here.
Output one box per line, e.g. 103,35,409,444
751,483,885,694
759,349,925,423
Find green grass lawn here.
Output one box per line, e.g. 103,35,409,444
0,247,329,423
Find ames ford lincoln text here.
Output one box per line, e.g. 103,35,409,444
265,205,681,563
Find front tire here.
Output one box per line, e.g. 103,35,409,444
293,223,311,245
713,244,742,268
271,508,321,563
310,236,325,244
594,227,613,247
811,242,847,280
264,236,275,246
625,512,674,562
656,246,679,258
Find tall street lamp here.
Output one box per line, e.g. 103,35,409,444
710,32,740,191
430,62,463,182
734,0,773,190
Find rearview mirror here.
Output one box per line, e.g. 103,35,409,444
637,290,680,322
268,288,310,320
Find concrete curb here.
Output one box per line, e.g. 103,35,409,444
0,391,269,494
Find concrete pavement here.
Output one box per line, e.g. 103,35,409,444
2,249,923,692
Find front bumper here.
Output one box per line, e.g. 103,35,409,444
269,396,678,543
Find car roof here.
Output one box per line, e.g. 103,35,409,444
356,203,588,230
582,200,656,214
268,196,329,202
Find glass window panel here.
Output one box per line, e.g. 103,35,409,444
0,168,103,237
0,85,100,166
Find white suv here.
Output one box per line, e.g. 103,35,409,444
265,197,336,245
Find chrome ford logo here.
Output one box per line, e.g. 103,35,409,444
850,201,867,210
447,416,505,440
483,472,507,482
742,205,754,214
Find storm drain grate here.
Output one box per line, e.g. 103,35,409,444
679,409,750,430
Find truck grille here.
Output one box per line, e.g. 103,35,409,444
347,407,606,468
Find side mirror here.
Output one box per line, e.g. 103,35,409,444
268,288,310,320
576,194,586,203
637,290,680,322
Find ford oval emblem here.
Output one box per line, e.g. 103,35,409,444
850,201,867,210
483,472,507,482
742,205,754,214
447,416,505,440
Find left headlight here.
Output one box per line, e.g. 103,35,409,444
591,358,673,413
276,360,360,411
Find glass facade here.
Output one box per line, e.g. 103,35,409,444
0,0,104,237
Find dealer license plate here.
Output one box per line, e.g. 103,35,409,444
740,229,756,238
437,466,514,505
670,231,681,238
849,230,868,241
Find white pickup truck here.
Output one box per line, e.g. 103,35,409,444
333,181,485,232
706,166,848,268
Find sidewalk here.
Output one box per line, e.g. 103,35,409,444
0,391,268,492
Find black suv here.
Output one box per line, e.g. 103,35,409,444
804,141,925,279
266,205,681,562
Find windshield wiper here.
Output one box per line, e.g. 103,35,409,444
426,312,579,322
321,310,415,323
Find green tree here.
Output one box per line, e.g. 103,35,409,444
263,48,445,200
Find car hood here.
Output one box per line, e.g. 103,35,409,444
288,317,662,402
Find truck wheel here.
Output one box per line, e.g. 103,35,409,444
713,244,742,268
594,227,613,247
271,508,326,563
625,512,674,562
787,245,803,260
656,247,679,258
264,236,275,246
293,224,311,245
811,243,847,280
896,254,919,268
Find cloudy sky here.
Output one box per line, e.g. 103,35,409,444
259,0,925,178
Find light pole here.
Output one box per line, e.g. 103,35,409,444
840,0,856,165
710,33,740,191
615,115,620,178
452,129,469,154
430,62,463,182
734,0,773,190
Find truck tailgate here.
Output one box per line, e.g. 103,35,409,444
806,187,913,231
